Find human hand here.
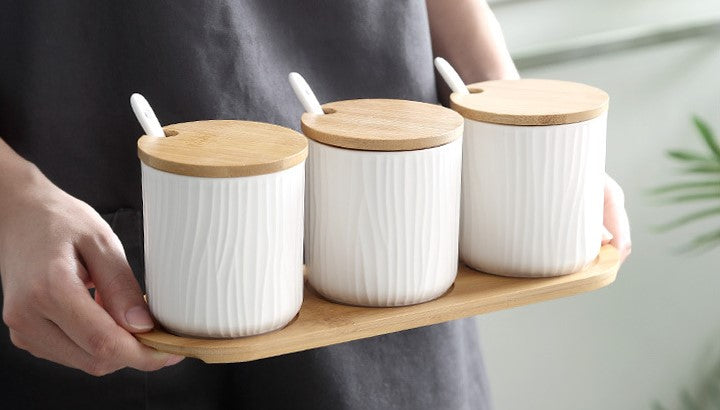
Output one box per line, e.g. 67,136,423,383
0,163,183,376
602,174,632,263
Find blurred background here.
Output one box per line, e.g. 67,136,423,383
476,1,720,409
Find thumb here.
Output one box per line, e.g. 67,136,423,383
77,231,154,333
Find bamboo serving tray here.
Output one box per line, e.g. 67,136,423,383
137,245,619,363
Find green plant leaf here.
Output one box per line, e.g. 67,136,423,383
705,380,720,408
655,206,720,232
677,229,720,253
658,191,720,204
680,390,702,410
650,180,720,195
691,229,720,248
667,150,711,162
650,115,720,252
693,116,720,160
686,164,720,174
652,347,720,409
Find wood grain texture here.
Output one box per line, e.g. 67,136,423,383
137,245,620,363
138,120,308,177
450,79,609,126
301,99,463,151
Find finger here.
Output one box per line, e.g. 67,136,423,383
94,288,104,308
76,230,153,333
604,175,632,262
45,262,183,373
10,318,105,375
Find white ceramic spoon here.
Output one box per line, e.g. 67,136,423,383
288,72,324,115
433,57,469,95
130,93,165,137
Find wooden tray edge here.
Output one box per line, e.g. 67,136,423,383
137,245,620,363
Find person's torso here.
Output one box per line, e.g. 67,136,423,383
0,0,437,213
0,2,490,409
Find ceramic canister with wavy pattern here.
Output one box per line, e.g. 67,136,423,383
301,99,464,307
137,120,308,338
450,79,609,277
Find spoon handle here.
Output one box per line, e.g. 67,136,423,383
289,72,325,115
434,57,469,95
131,93,165,137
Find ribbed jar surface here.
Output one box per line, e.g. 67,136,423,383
141,162,304,338
460,113,607,277
305,138,462,306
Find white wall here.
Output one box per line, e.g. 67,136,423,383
477,1,720,409
491,0,720,52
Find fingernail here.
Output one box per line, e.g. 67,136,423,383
125,306,154,331
164,354,185,367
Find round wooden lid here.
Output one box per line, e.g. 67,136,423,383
450,79,609,126
300,99,463,151
138,120,308,178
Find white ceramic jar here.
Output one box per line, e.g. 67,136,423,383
301,99,464,306
450,79,609,277
138,120,308,338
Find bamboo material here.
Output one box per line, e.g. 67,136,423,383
137,245,620,363
450,79,609,126
138,120,308,177
300,99,463,151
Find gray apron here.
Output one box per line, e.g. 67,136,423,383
0,1,491,408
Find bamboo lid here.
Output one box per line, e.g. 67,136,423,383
138,120,308,178
450,79,609,126
300,99,463,151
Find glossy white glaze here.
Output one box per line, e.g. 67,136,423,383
305,138,463,306
460,113,607,277
141,162,305,338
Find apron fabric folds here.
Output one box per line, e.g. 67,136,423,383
0,1,491,408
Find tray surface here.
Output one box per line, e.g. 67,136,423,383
137,245,619,363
